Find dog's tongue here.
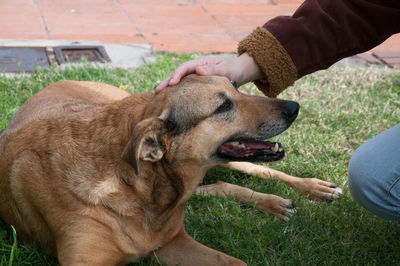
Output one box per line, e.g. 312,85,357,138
219,140,279,157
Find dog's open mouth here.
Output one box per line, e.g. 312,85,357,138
217,138,284,162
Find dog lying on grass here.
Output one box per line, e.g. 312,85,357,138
0,75,341,265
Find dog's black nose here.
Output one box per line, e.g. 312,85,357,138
282,101,299,123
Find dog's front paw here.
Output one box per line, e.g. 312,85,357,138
255,194,296,222
293,178,342,201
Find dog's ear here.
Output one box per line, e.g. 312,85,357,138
122,117,168,174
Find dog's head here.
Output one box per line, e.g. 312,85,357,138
122,74,299,175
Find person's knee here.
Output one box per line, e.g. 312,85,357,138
348,146,375,204
348,142,400,220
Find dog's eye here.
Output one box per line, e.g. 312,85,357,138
165,119,176,131
215,99,233,114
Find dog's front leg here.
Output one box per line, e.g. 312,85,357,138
220,162,342,201
153,228,246,266
195,181,295,221
56,230,122,266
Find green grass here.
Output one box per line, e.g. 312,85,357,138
1,53,400,265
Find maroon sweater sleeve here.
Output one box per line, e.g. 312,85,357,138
265,0,400,78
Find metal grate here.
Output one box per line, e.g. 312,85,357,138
0,47,49,73
53,46,111,64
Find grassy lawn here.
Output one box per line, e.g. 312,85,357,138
0,53,399,265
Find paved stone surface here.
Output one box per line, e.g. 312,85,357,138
0,0,398,69
373,51,400,68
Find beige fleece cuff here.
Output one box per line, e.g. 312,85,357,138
238,27,297,97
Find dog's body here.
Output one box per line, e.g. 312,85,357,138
0,76,341,265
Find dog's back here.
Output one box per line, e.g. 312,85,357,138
0,81,131,247
1,81,130,139
0,81,131,178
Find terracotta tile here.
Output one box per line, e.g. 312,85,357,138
213,14,277,30
0,23,45,33
47,23,142,43
198,0,275,4
272,0,304,4
122,4,216,29
122,1,236,51
202,4,284,15
0,16,41,26
0,6,42,22
121,0,272,4
0,23,47,40
371,35,400,53
153,42,236,53
224,13,276,25
355,53,383,65
381,58,400,68
212,14,277,42
39,1,130,25
46,22,137,34
118,0,194,4
278,3,301,13
373,51,400,58
36,0,143,42
373,51,400,68
143,30,234,45
0,0,47,40
38,0,114,6
37,0,131,24
140,28,236,53
51,33,146,44
0,0,35,5
0,32,48,40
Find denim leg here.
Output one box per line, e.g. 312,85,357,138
348,124,400,220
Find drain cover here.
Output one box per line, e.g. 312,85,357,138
0,47,49,73
54,46,110,64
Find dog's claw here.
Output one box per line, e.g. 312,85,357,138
282,216,290,222
331,187,343,199
322,187,343,202
286,201,295,209
294,178,343,202
286,208,297,216
280,208,297,222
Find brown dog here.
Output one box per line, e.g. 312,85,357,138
0,75,341,265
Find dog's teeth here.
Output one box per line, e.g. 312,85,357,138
278,147,283,152
229,142,246,149
271,143,279,153
278,135,282,143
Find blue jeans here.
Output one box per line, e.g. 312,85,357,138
348,124,400,220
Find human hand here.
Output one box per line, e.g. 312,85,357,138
155,53,264,93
